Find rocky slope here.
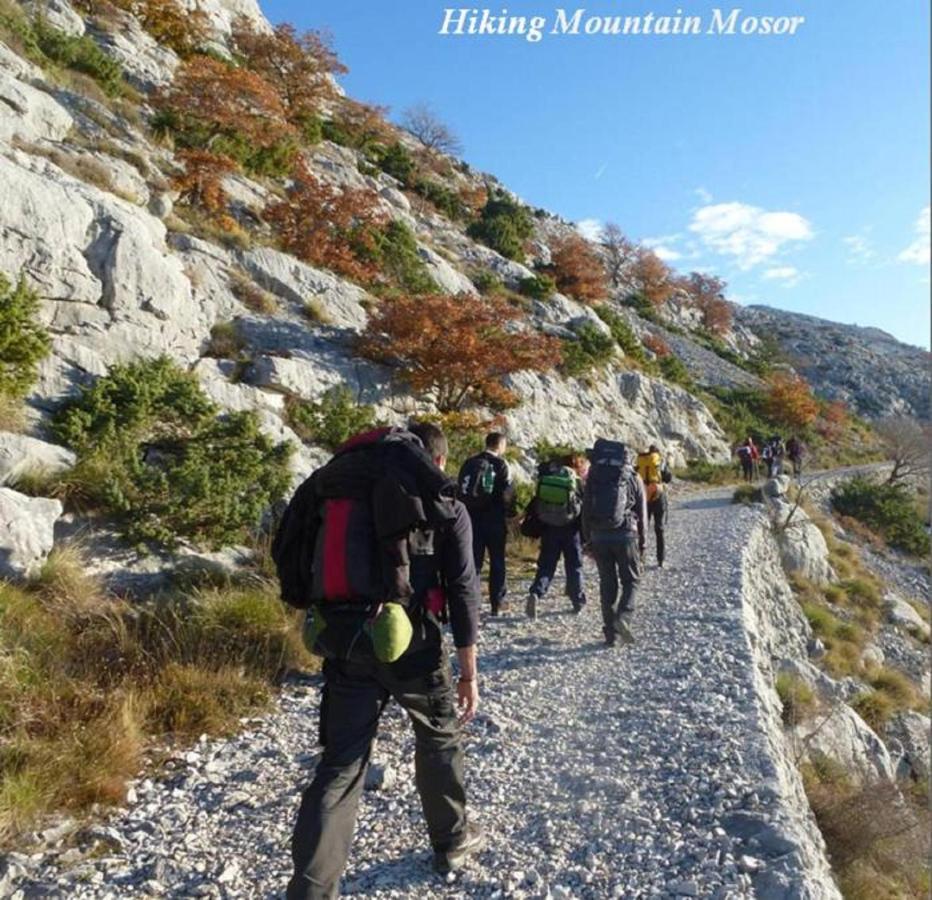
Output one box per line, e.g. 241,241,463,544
734,306,930,421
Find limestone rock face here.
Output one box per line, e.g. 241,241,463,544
763,480,835,585
0,70,73,143
0,433,75,486
792,702,896,785
884,593,930,639
22,0,85,35
0,488,62,579
887,711,931,781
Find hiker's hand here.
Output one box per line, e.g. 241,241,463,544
457,678,478,725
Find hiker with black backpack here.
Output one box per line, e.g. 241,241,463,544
786,436,804,477
273,423,484,900
524,453,588,620
458,432,515,616
636,444,673,569
582,438,647,647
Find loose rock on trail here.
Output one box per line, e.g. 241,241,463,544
8,487,834,899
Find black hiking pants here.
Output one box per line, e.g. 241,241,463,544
470,509,507,611
287,627,467,900
529,523,586,608
591,535,641,641
646,493,668,566
740,457,754,482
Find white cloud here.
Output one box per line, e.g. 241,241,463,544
576,218,604,241
694,186,713,204
843,234,875,264
898,206,930,265
688,202,813,269
762,265,803,286
642,235,683,262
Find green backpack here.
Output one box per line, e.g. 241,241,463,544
536,465,581,527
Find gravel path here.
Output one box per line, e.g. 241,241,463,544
7,489,823,900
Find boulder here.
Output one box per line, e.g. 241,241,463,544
767,499,834,585
239,247,370,331
0,488,62,578
0,433,75,486
793,702,896,785
0,71,73,143
887,712,931,781
22,0,85,35
884,593,930,639
416,245,475,296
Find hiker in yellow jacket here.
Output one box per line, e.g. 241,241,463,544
636,444,672,568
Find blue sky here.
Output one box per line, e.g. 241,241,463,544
261,1,931,347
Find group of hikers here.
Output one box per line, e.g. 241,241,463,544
735,433,805,482
272,422,674,899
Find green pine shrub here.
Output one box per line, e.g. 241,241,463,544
832,477,930,557
560,323,616,378
32,17,127,97
413,178,469,221
371,220,438,295
285,386,377,451
0,273,51,401
52,357,292,549
518,274,556,301
467,191,535,261
658,353,693,388
373,141,417,185
594,304,647,362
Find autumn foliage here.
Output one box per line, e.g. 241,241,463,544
683,272,733,336
155,56,295,150
230,17,345,126
632,248,675,307
356,294,562,411
765,372,820,430
817,400,851,441
172,150,237,216
642,333,672,358
95,0,208,56
548,234,608,303
264,163,388,283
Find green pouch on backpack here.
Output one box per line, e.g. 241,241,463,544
365,602,413,663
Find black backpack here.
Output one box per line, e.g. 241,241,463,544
271,428,455,611
457,454,497,511
583,439,634,531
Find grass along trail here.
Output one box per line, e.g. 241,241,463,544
8,487,829,899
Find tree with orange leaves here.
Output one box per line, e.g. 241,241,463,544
230,17,346,126
155,56,295,151
356,293,562,411
817,399,851,440
264,163,388,284
683,272,733,336
172,150,237,216
766,372,819,429
548,234,608,303
632,247,675,307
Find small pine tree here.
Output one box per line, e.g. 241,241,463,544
0,274,51,400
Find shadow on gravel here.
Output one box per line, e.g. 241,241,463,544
336,852,446,896
477,639,607,675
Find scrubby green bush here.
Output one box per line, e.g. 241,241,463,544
52,358,292,549
732,484,763,505
370,221,438,295
623,292,662,324
467,191,535,261
518,274,556,301
413,178,468,221
0,274,51,401
594,304,646,362
832,477,930,557
658,353,693,388
775,672,817,725
471,270,504,295
373,141,417,185
559,323,616,378
285,386,377,451
30,16,127,97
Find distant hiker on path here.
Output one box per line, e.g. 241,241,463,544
636,444,673,569
582,439,647,647
786,436,804,477
736,437,758,483
277,423,484,899
524,453,588,620
769,436,786,477
458,432,515,616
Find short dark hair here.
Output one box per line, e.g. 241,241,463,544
649,444,660,454
485,432,506,451
409,421,448,460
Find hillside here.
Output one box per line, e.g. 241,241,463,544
734,306,930,422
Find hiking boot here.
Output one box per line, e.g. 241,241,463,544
433,822,485,874
525,593,538,620
614,610,635,644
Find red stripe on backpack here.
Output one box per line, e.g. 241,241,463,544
322,499,353,600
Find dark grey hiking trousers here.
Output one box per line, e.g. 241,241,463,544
287,630,467,900
591,534,641,640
